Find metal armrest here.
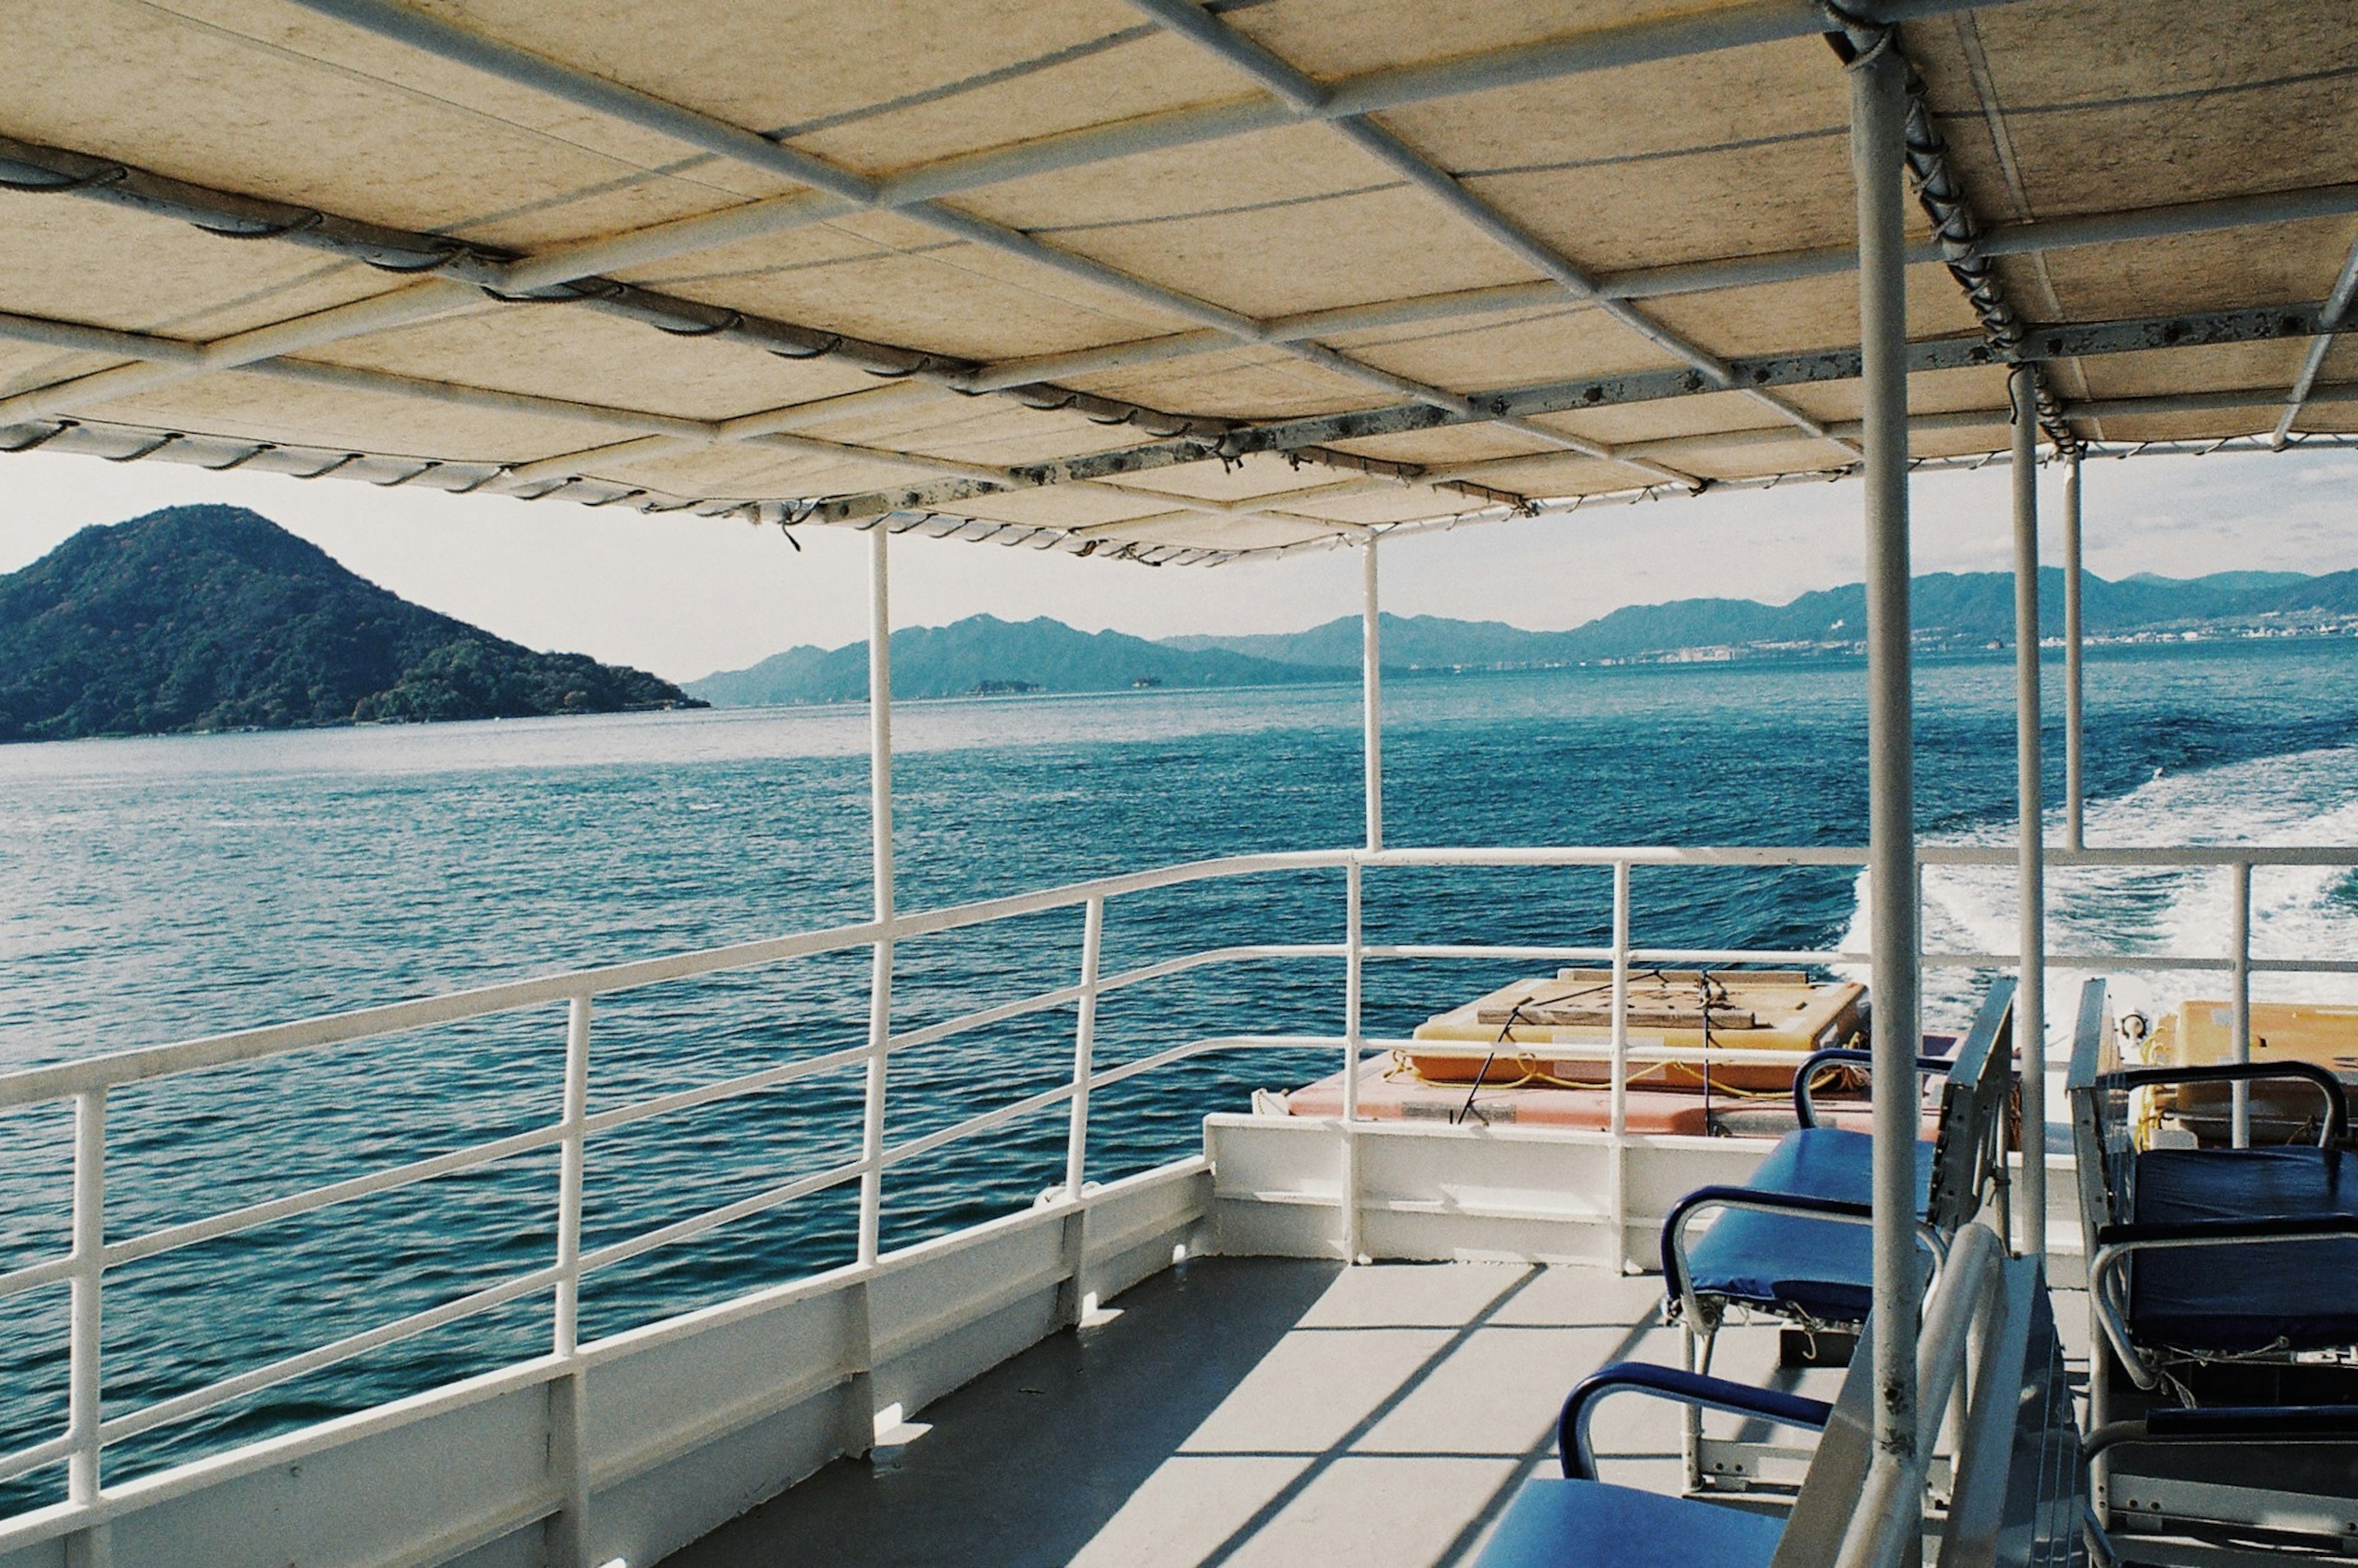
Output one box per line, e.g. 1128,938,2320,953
2085,1403,2358,1464
2109,1061,2348,1146
2087,1215,2358,1388
1556,1361,1833,1480
1792,1047,1951,1127
1661,1185,1941,1332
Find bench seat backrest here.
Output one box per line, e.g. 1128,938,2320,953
2066,978,2131,1246
1926,978,2020,1236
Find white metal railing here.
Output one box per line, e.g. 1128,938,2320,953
2,840,2355,1532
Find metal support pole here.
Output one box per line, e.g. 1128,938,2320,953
1608,860,1632,1270
1851,37,1921,1469
548,994,593,1568
1363,540,1384,853
1065,897,1105,1199
2063,454,2086,850
1340,537,1380,1265
554,995,591,1354
857,526,895,1265
2010,367,2048,1257
2230,861,2252,1148
68,1089,105,1507
1340,858,1365,1264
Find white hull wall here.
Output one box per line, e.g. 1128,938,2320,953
1205,1114,1771,1268
0,1113,2007,1568
0,1160,1211,1568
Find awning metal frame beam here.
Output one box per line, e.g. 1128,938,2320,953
0,131,1242,446
809,301,2331,522
9,400,2350,569
2272,225,2358,446
271,0,1724,489
0,302,1530,534
957,179,2358,394
0,131,1683,491
1115,0,1853,459
7,119,2352,513
265,0,2018,312
1829,13,2077,454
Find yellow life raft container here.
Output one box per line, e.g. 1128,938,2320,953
1407,968,1866,1095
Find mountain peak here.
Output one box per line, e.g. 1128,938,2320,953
0,508,698,742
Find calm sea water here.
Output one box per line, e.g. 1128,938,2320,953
5,638,2358,1507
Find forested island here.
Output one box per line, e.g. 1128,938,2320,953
0,506,697,742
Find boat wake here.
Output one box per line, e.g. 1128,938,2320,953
1841,745,2358,1044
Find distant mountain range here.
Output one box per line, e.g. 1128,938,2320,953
690,614,1345,705
691,567,2358,705
1,506,696,742
1178,569,2358,669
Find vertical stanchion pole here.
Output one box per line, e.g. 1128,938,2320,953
1608,861,1632,1270
1851,34,1921,1474
858,525,895,1265
550,993,593,1568
2231,861,2252,1148
2063,454,2086,852
68,1089,105,1510
1363,540,1383,855
2010,367,2048,1257
1341,858,1364,1264
1065,897,1105,1200
555,995,591,1354
1341,538,1382,1264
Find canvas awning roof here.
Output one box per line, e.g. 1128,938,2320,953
2,0,2353,564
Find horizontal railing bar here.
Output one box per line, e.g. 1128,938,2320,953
106,1123,567,1270
879,1084,1076,1171
0,916,857,1109
580,1042,875,1139
1626,947,1858,965
1365,845,1869,867
0,1252,76,1304
1081,1038,1216,1095
1363,944,1611,962
98,1263,564,1446
887,986,1086,1055
1925,951,2358,976
1193,1033,1839,1068
0,852,1351,1109
1360,944,1862,966
575,1155,871,1276
1369,845,2358,869
0,1432,74,1488
13,842,2354,1108
885,942,1346,1055
884,850,1348,943
2034,846,2358,867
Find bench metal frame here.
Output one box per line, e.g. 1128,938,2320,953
2068,978,2358,1558
1659,981,2017,1493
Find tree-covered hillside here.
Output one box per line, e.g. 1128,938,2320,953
0,506,695,742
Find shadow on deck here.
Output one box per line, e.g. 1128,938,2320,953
662,1257,1756,1568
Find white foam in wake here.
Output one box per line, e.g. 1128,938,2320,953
1839,746,2358,1047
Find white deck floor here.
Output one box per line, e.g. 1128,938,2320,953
663,1257,1851,1568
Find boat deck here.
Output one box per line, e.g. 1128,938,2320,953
663,1256,1894,1568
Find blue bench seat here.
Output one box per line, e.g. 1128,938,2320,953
1474,1477,1784,1568
1662,981,2015,1341
2126,1146,2358,1351
1677,1127,1933,1322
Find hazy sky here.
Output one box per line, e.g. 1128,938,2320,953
3,446,2351,683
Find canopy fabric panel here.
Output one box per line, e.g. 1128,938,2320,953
1,0,2352,564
